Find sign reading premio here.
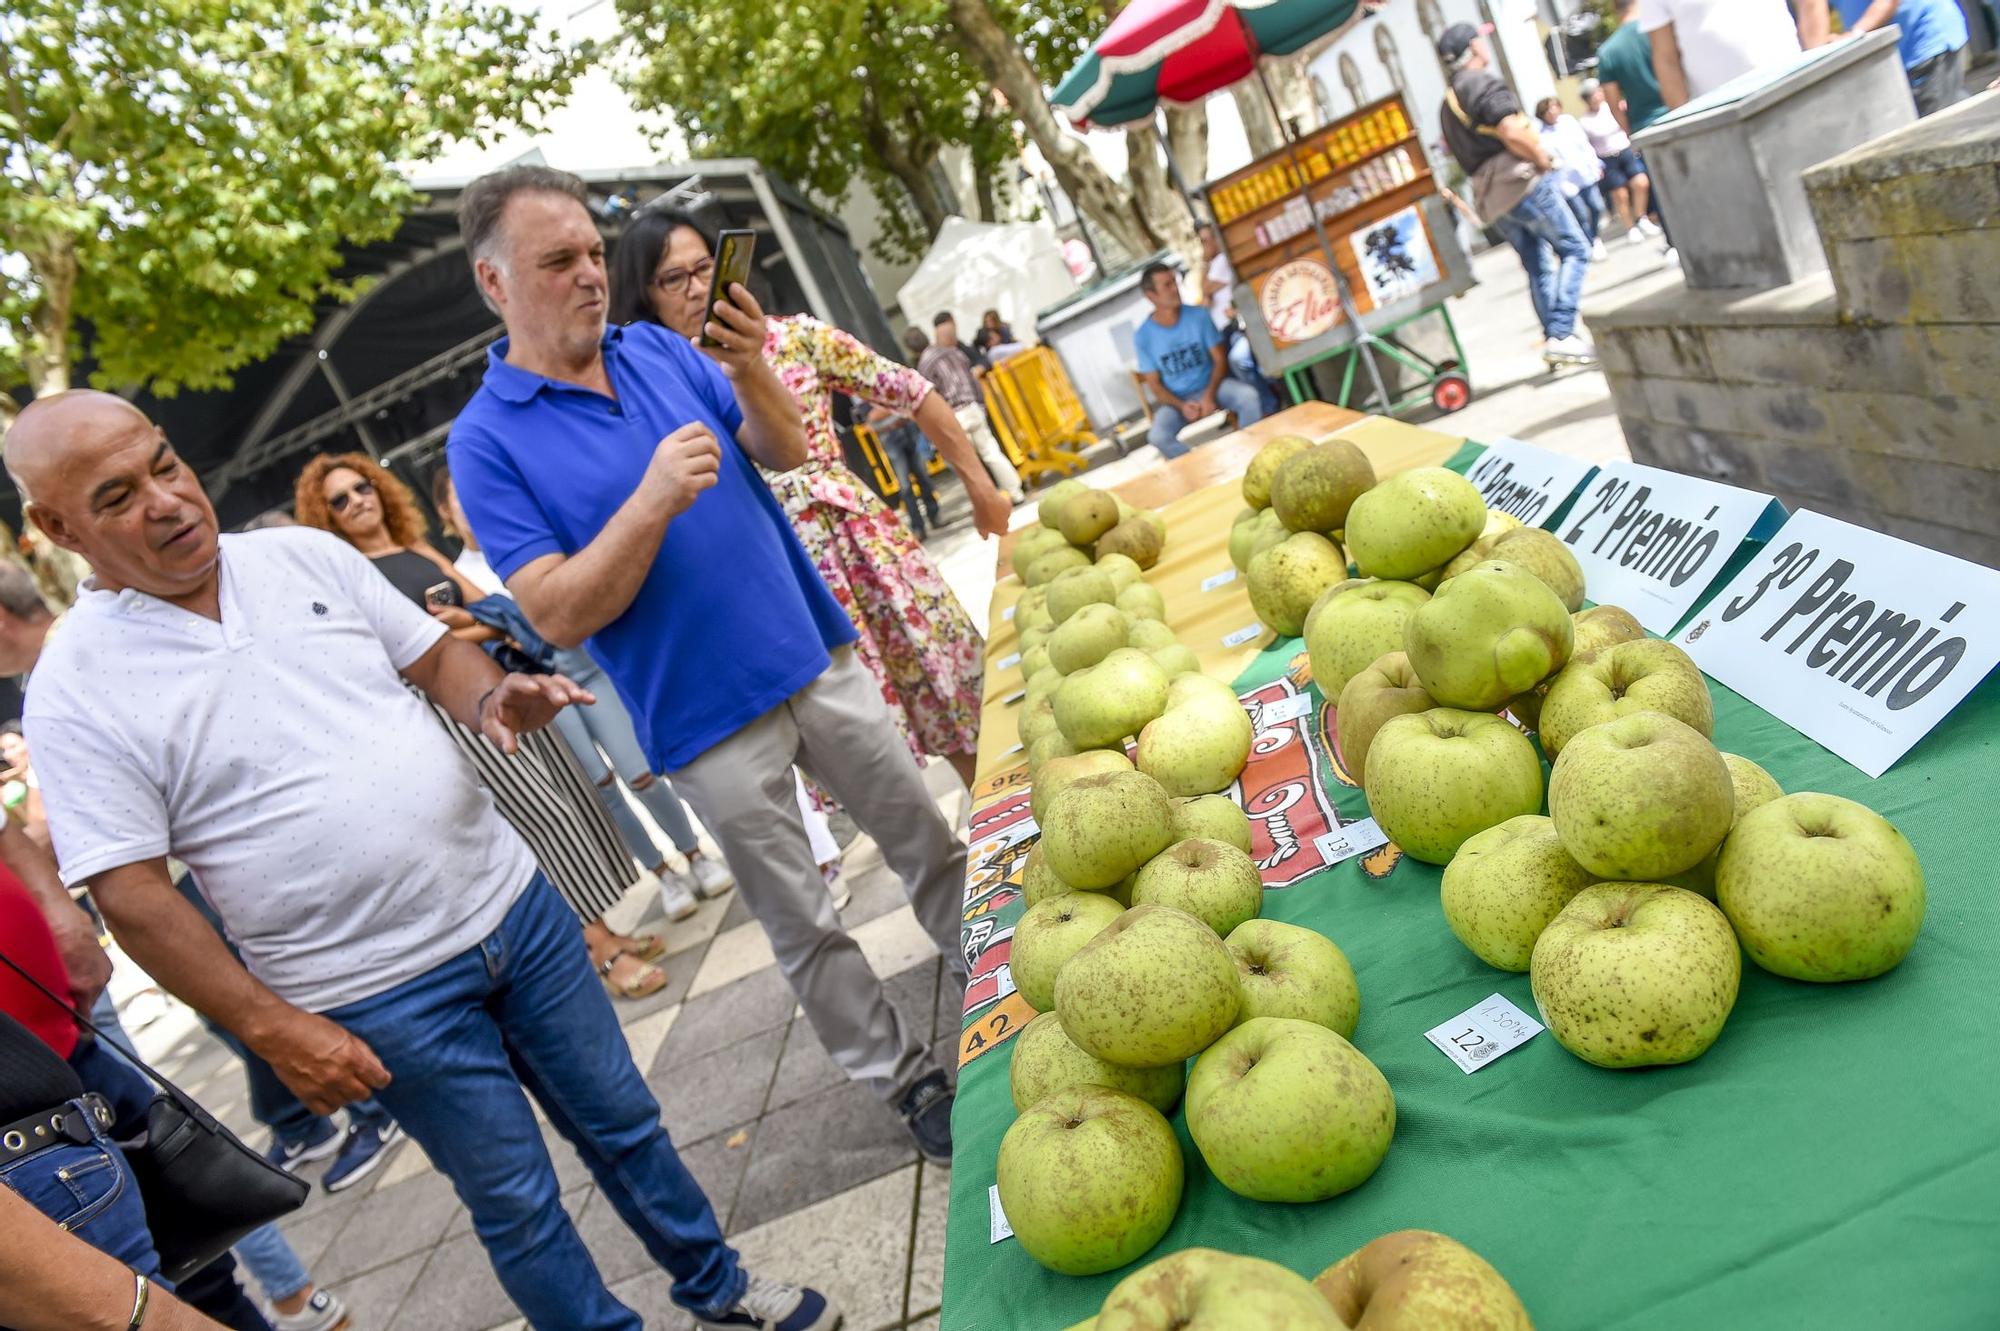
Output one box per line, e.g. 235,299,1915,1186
1676,510,2000,777
1258,258,1343,344
1465,438,1598,530
1558,462,1785,634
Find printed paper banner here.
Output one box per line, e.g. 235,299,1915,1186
1350,205,1440,306
1464,437,1598,530
1676,509,2000,777
1557,462,1786,634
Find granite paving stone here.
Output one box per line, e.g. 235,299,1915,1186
386,1231,526,1331
328,1249,428,1329
315,1168,463,1284
730,1080,918,1232
907,1161,950,1317
671,1121,759,1232
655,966,798,1071
728,1165,920,1331
648,1023,786,1145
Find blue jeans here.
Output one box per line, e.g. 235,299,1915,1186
325,875,741,1328
1566,183,1605,243
1224,328,1282,417
0,1102,163,1284
1147,377,1266,459
553,652,701,864
1495,173,1591,340
233,1221,311,1303
874,421,939,539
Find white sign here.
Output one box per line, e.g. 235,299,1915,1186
995,652,1021,672
1350,205,1441,306
1221,624,1264,648
1201,568,1239,591
1259,258,1344,344
1260,694,1314,726
1464,438,1598,530
1676,509,2000,777
987,1185,1014,1244
1311,818,1390,865
1557,462,1785,634
1425,994,1544,1074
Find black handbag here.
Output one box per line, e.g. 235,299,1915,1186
0,953,309,1281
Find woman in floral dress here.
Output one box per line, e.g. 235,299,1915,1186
608,210,1010,789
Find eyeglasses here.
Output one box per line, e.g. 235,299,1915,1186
652,258,714,296
327,479,375,514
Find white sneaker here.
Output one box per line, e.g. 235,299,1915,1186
1627,227,1649,246
270,1289,349,1331
1544,334,1598,365
1591,239,1609,262
688,854,735,899
1661,246,1682,268
1636,217,1663,239
658,871,700,921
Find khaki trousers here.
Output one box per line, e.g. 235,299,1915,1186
953,402,1025,501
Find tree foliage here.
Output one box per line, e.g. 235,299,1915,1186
0,0,588,396
616,0,1021,262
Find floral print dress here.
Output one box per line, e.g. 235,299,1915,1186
761,314,985,762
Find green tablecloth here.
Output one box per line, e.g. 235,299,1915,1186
941,446,2000,1330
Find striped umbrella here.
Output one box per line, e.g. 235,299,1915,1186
1052,0,1365,129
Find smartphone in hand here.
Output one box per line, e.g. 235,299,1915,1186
424,581,461,610
698,229,758,348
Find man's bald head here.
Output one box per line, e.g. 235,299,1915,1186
5,390,222,608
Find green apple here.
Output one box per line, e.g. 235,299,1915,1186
1149,643,1203,678
1440,814,1595,971
1095,551,1144,593
1229,507,1291,573
1316,1230,1532,1331
1335,652,1434,781
1026,731,1076,774
1659,751,1784,898
1018,621,1053,654
1098,517,1165,570
1538,638,1713,756
1404,560,1574,710
1031,748,1136,828
1046,565,1116,625
1059,491,1122,547
1185,1017,1395,1202
1270,440,1376,534
1010,890,1125,1011
1026,545,1090,586
1098,1249,1343,1331
1135,678,1253,796
1487,527,1585,609
1573,604,1646,654
1363,709,1543,864
1131,839,1263,936
1303,578,1431,700
1242,435,1314,509
1019,695,1060,749
1054,648,1170,750
1020,842,1076,907
1717,793,1924,982
1009,1011,1184,1115
1345,466,1486,579
1531,882,1741,1067
1225,918,1359,1037
995,1085,1183,1276
1169,795,1253,854
1041,769,1174,889
1011,526,1069,579
1549,711,1733,879
1025,665,1064,708
1038,478,1091,529
1020,643,1052,681
1117,580,1168,622
1124,618,1177,653
1055,903,1239,1066
1048,603,1132,674
1248,531,1349,637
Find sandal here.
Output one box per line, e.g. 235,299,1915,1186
598,949,669,999
622,932,667,964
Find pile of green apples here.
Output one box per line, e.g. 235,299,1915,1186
998,762,1394,1278
1012,479,1168,588
1056,1232,1533,1330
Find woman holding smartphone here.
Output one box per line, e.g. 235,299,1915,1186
291,454,677,998
608,211,1005,790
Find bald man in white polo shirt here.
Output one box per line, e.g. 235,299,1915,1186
8,392,838,1331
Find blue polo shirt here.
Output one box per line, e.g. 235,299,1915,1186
1134,308,1222,401
1834,0,1965,71
446,323,856,771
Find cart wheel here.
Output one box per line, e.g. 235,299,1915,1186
1432,373,1472,413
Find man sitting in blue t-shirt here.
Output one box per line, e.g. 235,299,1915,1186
1132,262,1266,459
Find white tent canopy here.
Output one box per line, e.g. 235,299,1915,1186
895,217,1078,340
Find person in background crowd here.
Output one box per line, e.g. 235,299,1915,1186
432,466,736,905
294,453,687,999
1576,77,1663,241
445,166,968,1175
906,315,1027,504
979,309,1013,344
1797,0,1970,115
1436,22,1596,366
0,562,54,679
12,389,833,1331
858,399,943,540
1134,261,1267,461
1638,0,1801,108
1,720,47,849
1196,223,1281,417
1536,97,1611,261
610,211,996,791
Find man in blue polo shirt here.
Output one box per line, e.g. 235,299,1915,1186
445,167,968,1175
1133,260,1264,459
1798,0,1970,116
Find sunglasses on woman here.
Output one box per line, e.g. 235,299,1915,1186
327,479,375,513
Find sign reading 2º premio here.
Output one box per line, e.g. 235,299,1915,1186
1675,509,2000,777
1464,438,1598,530
1558,462,1785,634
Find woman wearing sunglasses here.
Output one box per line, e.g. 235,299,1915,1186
291,454,682,999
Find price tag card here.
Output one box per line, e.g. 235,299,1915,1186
1260,694,1314,726
1311,818,1389,865
995,652,1022,672
1675,509,2000,777
1002,605,1015,621
1556,462,1786,634
1425,994,1543,1073
1465,437,1598,529
1001,689,1026,706
1201,568,1240,591
1221,624,1265,648
987,1184,1014,1244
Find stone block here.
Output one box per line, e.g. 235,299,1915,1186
1643,376,1745,435
1921,325,2000,399
1699,323,1927,394
1595,329,1639,377
1603,369,1651,425
1873,512,2000,570
1826,388,2000,468
1835,230,2000,324
1678,427,1768,489
1827,234,1915,323
1727,384,1847,449
1615,326,1713,380
1744,438,1868,510
1809,163,2000,242
1616,414,1697,473
1845,453,2000,536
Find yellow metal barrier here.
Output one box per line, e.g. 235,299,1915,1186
853,420,946,501
982,346,1091,485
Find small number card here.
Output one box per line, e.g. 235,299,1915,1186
1425,994,1544,1074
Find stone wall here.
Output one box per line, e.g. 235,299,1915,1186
1586,93,2000,568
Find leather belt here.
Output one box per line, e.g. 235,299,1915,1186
0,1092,114,1167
